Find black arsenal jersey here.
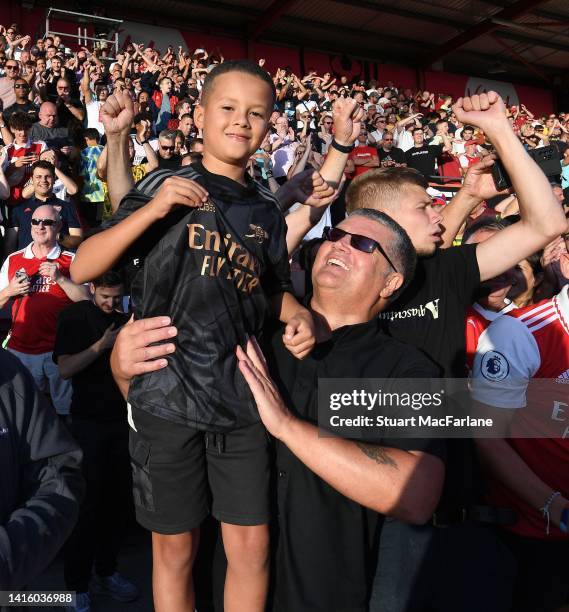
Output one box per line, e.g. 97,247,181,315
107,161,292,432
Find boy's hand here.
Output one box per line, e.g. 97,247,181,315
282,169,338,209
236,337,293,440
283,308,316,359
452,92,508,138
149,176,209,219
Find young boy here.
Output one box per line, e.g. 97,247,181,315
71,61,315,612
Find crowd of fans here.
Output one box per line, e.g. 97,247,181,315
0,18,568,612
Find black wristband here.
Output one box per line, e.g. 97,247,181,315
331,139,354,153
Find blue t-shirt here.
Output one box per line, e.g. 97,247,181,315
9,194,81,250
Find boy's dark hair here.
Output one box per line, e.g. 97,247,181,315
201,60,276,106
8,111,33,131
133,112,152,125
93,270,124,288
412,126,424,134
31,159,55,176
83,128,100,142
463,124,475,132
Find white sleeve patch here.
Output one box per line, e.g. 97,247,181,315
471,315,540,409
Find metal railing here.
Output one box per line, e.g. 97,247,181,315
44,7,123,57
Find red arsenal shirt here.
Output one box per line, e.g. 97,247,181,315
472,287,569,539
0,243,74,353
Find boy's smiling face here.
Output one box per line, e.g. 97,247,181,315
194,71,273,180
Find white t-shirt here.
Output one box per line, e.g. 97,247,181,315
130,135,159,166
86,99,104,136
295,100,318,116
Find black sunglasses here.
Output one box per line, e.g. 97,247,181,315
31,218,56,227
160,145,175,151
14,83,29,89
322,226,398,272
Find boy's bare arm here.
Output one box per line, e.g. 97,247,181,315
270,291,315,360
70,177,209,283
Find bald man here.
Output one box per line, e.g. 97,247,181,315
0,204,89,416
29,101,72,151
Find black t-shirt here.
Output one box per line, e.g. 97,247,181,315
2,100,39,123
53,301,129,421
405,144,443,178
380,245,482,509
107,161,292,432
9,194,81,250
55,98,83,129
378,146,406,165
266,318,445,612
157,155,182,170
381,245,480,377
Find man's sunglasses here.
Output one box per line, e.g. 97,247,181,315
160,145,175,151
6,65,19,70
322,226,398,272
14,83,29,89
31,218,56,227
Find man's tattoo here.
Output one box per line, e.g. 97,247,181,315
356,442,398,469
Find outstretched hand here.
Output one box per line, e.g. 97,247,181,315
236,337,293,439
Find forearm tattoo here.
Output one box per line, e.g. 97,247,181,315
356,442,398,469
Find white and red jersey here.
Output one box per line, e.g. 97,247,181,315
1,140,47,204
465,301,516,373
472,286,569,539
0,243,74,354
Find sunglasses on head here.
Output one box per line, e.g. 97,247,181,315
322,226,398,272
31,218,56,227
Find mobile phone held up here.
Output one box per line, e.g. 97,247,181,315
492,145,561,191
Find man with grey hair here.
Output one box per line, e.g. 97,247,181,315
0,204,89,416
110,210,445,611
157,129,182,170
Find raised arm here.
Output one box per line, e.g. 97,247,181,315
99,92,135,212
284,98,364,254
451,92,567,282
80,65,93,105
